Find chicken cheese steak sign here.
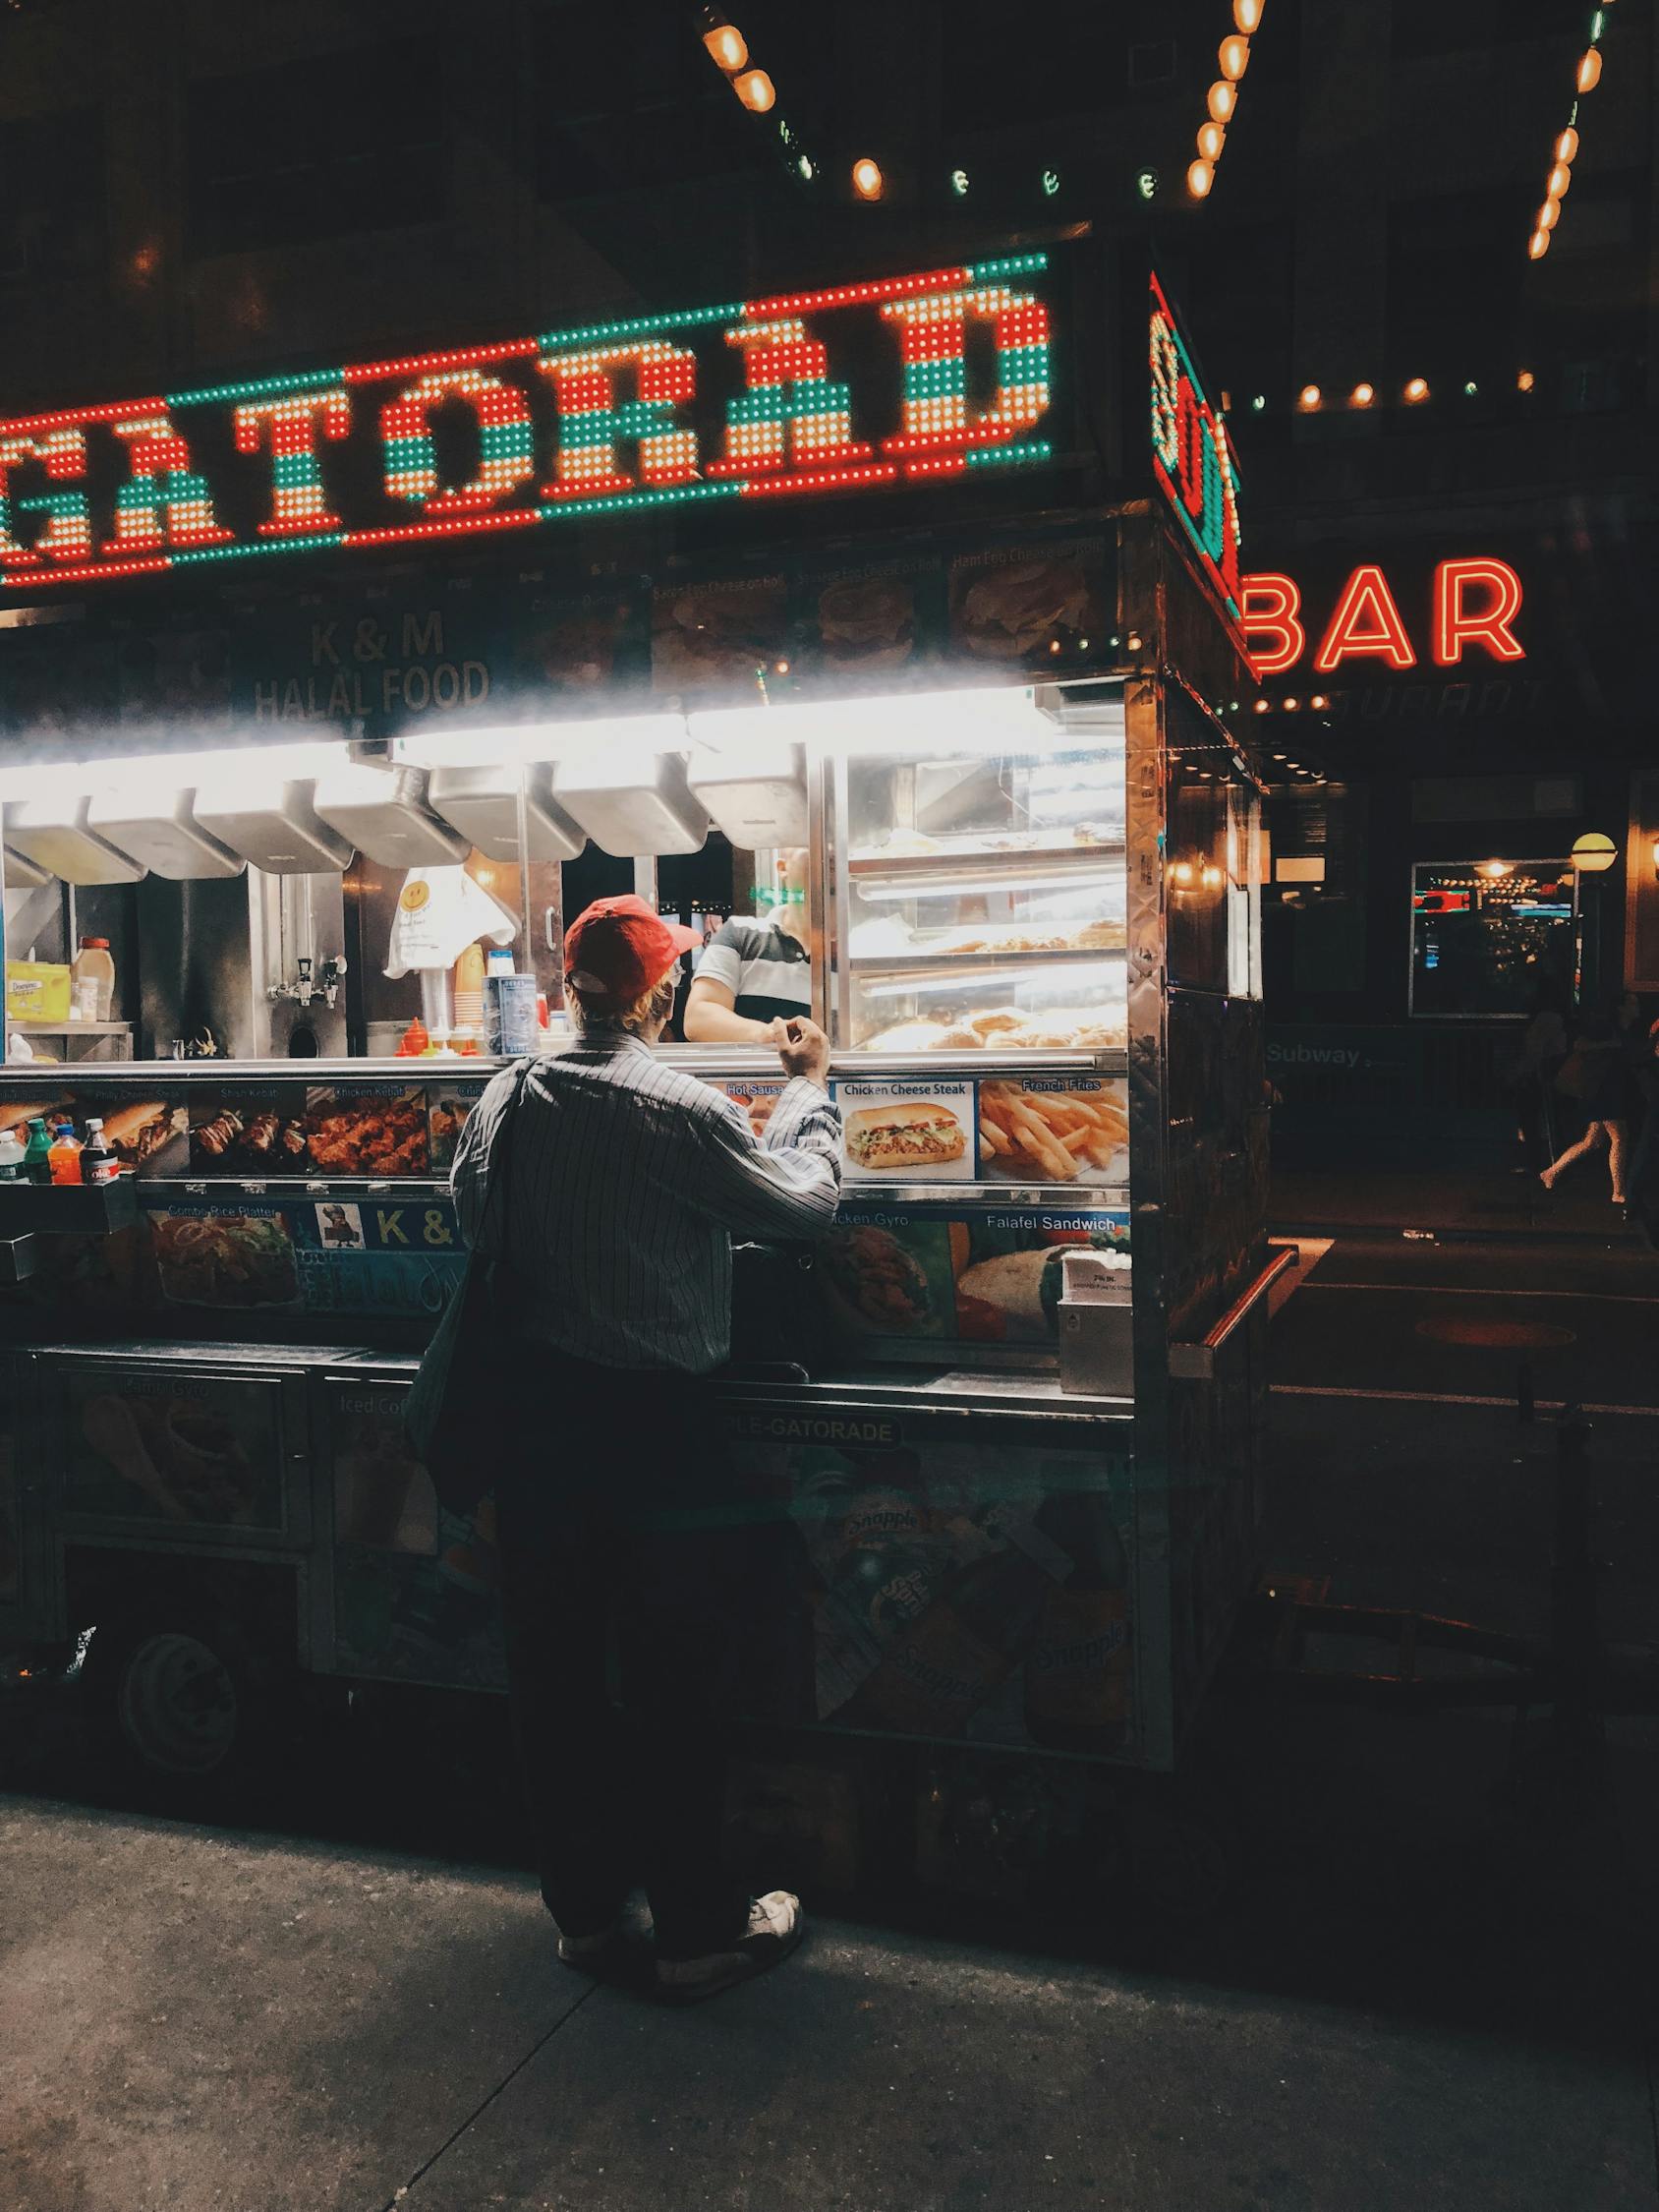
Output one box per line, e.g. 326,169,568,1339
0,254,1058,593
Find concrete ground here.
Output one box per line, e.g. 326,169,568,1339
4,1218,1658,2211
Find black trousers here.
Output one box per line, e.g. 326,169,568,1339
493,1355,754,1959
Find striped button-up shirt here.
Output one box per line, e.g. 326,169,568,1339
450,1030,842,1373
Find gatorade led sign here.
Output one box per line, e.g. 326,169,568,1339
0,253,1055,593
1241,559,1525,676
1148,269,1243,629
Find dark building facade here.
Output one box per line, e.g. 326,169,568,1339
1,0,1655,1157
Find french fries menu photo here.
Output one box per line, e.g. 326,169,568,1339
833,1076,1127,1189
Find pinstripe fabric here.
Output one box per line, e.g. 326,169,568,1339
450,1032,841,1372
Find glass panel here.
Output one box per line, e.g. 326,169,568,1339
839,728,1126,1052
1409,858,1575,1018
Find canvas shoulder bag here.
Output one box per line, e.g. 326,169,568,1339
403,1060,531,1512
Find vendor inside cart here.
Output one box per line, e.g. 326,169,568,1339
682,846,811,1045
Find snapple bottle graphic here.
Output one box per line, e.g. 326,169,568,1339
1023,1488,1131,1753
850,1543,1052,1739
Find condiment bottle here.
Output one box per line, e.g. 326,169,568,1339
72,937,115,1022
48,1122,84,1185
81,1118,120,1187
0,1129,25,1182
23,1118,53,1185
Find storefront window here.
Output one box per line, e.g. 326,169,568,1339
1408,858,1575,1018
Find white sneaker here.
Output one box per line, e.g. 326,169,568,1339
655,1892,805,2003
556,1921,621,1968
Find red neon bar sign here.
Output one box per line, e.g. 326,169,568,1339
0,255,1055,592
1240,559,1525,675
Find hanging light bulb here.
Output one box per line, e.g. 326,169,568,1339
734,68,775,111
1576,46,1602,92
1536,198,1560,231
1187,156,1216,199
1350,381,1375,407
1197,120,1227,160
1219,33,1250,79
1296,383,1321,411
851,155,885,201
701,17,748,72
1516,369,1536,392
1555,126,1580,163
1233,0,1264,29
1547,160,1572,199
1207,79,1237,122
1403,376,1429,402
1527,229,1551,261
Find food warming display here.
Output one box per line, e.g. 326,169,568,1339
832,699,1127,1055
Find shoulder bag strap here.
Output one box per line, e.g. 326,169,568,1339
474,1059,532,1260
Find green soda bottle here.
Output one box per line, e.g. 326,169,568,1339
23,1118,53,1186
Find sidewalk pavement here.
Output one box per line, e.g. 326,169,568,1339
1272,1164,1648,1245
4,1708,1655,2212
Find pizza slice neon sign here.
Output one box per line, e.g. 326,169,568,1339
0,256,1056,592
1241,558,1524,674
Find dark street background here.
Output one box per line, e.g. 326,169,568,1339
5,1219,1656,2211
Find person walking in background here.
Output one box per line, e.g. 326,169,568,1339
1626,1019,1659,1246
1541,1007,1635,1206
1510,990,1569,1175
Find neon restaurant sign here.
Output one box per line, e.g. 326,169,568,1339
1148,270,1242,628
0,254,1057,593
1240,559,1525,676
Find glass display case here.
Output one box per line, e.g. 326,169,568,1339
830,692,1128,1055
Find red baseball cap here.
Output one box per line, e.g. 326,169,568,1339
563,894,701,1011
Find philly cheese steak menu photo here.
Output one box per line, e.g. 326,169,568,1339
834,1081,975,1185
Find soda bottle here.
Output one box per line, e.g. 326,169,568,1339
81,1119,120,1188
23,1118,53,1186
48,1123,85,1185
1023,1488,1132,1754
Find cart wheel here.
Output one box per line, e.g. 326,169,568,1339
1125,1802,1237,1923
86,1608,264,1790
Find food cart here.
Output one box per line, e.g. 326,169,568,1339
0,234,1271,1805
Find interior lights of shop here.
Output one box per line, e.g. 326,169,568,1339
1296,384,1320,411
1527,6,1612,262
0,255,1057,591
851,157,885,202
1187,3,1262,201
1349,383,1374,408
1402,378,1429,403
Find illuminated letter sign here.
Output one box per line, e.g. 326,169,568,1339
1149,269,1242,624
1237,573,1304,675
1243,557,1526,676
1432,557,1522,666
0,425,91,567
1313,564,1415,671
235,389,353,538
0,252,1056,594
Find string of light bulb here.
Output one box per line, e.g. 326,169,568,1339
1187,0,1262,201
1237,368,1547,417
1527,2,1616,262
696,9,881,202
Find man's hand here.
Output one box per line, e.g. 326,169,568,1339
776,1015,831,1089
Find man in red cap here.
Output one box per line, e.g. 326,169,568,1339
451,894,840,2000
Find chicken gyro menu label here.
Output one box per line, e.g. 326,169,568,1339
822,1202,1129,1344
833,1079,976,1186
